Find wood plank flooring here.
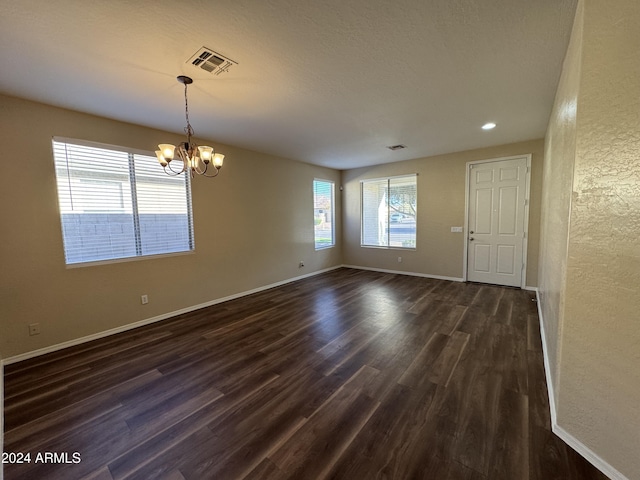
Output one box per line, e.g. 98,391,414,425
3,268,609,480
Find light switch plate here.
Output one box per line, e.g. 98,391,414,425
451,226,463,233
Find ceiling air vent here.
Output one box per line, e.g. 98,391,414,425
187,47,237,76
387,144,406,151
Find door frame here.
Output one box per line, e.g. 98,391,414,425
462,154,532,288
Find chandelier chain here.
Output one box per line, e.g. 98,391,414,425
184,81,194,140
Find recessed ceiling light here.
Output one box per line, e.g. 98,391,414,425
482,122,497,130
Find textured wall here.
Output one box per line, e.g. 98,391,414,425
557,0,640,477
342,139,544,286
0,95,342,359
538,1,583,398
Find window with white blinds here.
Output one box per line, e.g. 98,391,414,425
361,174,417,248
52,138,194,265
313,179,335,249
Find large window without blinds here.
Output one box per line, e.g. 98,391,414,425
361,174,417,248
313,179,335,249
52,138,194,265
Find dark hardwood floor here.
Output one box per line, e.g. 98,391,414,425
3,268,608,480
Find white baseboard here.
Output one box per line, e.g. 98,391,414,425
342,264,464,283
344,265,539,290
535,289,629,480
3,266,343,366
554,424,629,480
534,288,558,426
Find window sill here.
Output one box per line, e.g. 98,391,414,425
359,245,417,251
65,249,195,269
314,245,335,251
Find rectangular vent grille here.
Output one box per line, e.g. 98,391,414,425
187,47,237,75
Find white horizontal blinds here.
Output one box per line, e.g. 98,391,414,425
361,178,388,246
361,175,417,248
53,141,137,264
388,176,417,248
133,154,194,255
313,180,334,249
52,139,195,265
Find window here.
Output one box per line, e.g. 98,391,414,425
52,138,194,265
313,179,335,249
361,174,417,248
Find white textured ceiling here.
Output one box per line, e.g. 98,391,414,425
0,0,576,169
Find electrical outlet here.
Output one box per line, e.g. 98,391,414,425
141,294,149,305
398,256,402,263
29,323,41,336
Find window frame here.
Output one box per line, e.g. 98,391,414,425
52,137,195,267
313,178,335,250
360,173,417,250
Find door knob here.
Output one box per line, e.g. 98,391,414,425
470,231,474,234
470,237,474,241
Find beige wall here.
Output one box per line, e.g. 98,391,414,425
562,0,640,476
539,0,583,397
540,1,640,478
342,139,544,287
0,95,342,359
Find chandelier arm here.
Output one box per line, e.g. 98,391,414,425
163,165,183,176
166,159,187,175
201,166,222,178
175,146,190,166
193,161,209,176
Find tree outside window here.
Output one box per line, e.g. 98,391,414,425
361,175,417,248
313,180,335,249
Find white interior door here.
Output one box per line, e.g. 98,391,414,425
467,157,528,287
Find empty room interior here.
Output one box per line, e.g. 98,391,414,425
0,0,638,479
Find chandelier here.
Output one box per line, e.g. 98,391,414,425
156,75,224,177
